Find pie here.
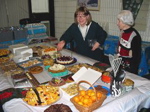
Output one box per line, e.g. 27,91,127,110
48,64,66,73
56,56,74,64
28,66,43,74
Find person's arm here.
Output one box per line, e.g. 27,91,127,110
60,23,75,42
57,40,66,51
57,24,75,51
96,23,107,46
92,23,107,50
130,36,141,74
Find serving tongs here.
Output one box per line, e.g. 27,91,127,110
32,87,43,105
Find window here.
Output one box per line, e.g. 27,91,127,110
123,0,149,31
31,0,49,13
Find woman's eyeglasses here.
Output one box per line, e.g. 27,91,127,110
76,15,86,18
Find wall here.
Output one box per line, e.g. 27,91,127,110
0,0,29,27
0,0,150,42
54,0,150,42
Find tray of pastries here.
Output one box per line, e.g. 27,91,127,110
23,85,62,106
0,60,24,76
0,49,10,57
67,63,104,74
18,59,42,70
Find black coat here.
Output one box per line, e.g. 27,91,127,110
60,21,107,62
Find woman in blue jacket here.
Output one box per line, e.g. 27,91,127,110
57,6,107,62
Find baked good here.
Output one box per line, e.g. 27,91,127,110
31,46,57,57
23,85,60,106
41,54,51,59
123,78,134,92
0,57,10,63
44,104,72,112
62,75,74,83
49,78,66,86
101,71,112,83
123,78,134,86
95,85,109,95
25,72,40,86
40,47,57,56
0,49,10,57
28,66,43,74
67,63,103,73
56,56,74,64
43,58,54,66
19,59,41,68
11,72,26,79
48,64,66,73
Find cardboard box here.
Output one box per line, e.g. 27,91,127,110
9,44,28,54
0,30,13,42
14,28,28,40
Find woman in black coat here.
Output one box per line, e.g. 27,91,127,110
57,7,107,62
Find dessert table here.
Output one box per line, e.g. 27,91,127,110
0,49,150,112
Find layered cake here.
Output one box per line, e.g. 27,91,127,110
40,47,57,56
32,46,57,57
56,56,74,64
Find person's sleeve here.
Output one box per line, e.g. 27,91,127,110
130,36,141,74
96,23,107,45
60,24,74,43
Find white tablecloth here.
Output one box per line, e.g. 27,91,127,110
1,49,150,112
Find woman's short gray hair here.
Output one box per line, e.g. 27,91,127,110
117,10,134,26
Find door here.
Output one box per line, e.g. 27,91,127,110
28,0,55,37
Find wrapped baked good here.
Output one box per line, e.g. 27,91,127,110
122,78,134,92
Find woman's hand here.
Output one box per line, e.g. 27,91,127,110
57,40,65,51
92,42,100,51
